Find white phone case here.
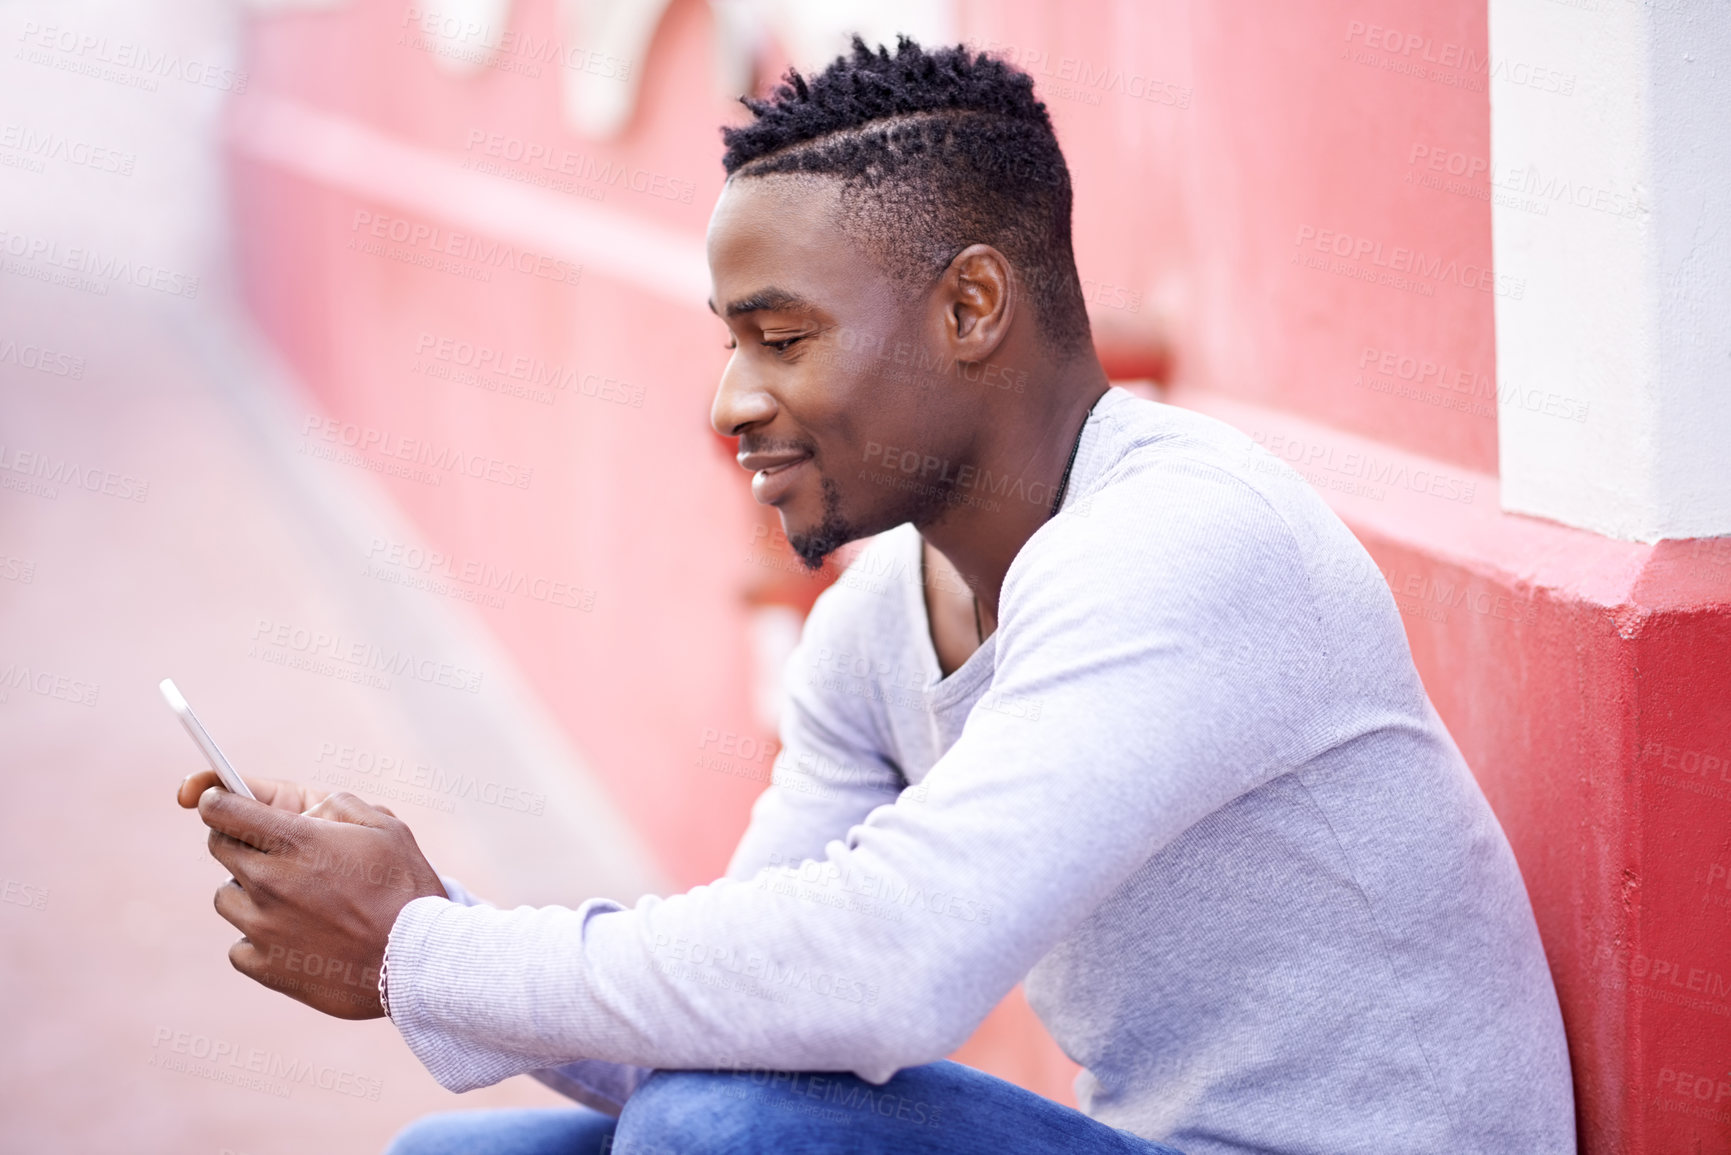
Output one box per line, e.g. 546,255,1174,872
159,678,257,800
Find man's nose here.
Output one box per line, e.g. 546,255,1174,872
710,355,777,438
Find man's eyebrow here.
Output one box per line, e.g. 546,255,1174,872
709,287,815,319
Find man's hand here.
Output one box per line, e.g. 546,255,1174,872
175,771,445,1019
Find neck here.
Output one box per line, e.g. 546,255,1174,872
919,358,1110,619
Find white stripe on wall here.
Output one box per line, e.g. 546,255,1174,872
227,93,714,309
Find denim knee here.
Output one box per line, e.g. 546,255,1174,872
381,1111,469,1155
613,1070,764,1155
381,1107,616,1155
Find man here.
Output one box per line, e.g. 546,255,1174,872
180,37,1576,1155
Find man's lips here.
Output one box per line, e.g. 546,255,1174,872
739,451,813,504
737,449,811,473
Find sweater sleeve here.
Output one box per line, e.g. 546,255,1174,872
384,465,1328,1093
723,575,909,882
431,875,655,1112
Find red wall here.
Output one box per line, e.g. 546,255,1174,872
991,0,1498,472
234,0,762,878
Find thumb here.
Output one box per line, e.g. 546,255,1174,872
304,790,391,827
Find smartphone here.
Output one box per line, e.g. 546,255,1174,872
159,678,257,800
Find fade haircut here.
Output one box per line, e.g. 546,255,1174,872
719,36,1092,358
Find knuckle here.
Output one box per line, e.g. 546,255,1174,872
259,814,298,856
246,865,280,901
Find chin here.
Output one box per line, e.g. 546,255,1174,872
780,474,868,569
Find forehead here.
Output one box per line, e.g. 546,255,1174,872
706,174,884,314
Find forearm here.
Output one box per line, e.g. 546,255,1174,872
383,877,965,1093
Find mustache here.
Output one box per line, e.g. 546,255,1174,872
737,435,817,459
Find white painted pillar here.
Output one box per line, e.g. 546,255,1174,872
1489,0,1731,542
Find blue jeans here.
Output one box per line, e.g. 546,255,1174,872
384,1060,1184,1154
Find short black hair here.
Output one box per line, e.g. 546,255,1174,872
719,36,1091,357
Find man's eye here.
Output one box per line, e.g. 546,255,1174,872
761,335,806,353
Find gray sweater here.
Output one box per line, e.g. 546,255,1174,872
387,387,1576,1155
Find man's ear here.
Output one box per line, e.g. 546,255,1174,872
941,244,1015,361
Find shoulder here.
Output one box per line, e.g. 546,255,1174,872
1049,391,1374,583
1004,398,1355,638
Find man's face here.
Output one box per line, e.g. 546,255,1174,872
706,175,965,568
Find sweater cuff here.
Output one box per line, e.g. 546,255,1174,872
396,883,651,1108
385,896,535,1092
529,1060,654,1116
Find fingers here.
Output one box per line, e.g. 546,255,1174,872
228,937,266,986
213,876,256,933
303,791,390,828
178,771,321,813
206,825,269,886
178,770,220,808
198,786,309,854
